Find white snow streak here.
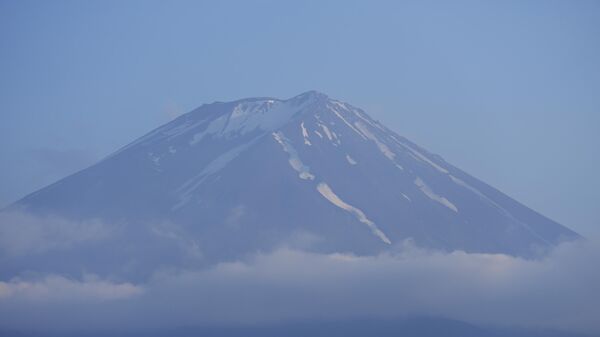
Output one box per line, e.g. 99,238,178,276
317,183,391,245
391,136,449,174
449,175,516,217
330,106,367,140
352,108,383,131
300,122,312,146
272,131,315,181
354,121,396,161
222,100,290,136
189,114,228,145
190,99,300,145
148,152,161,166
449,175,551,244
163,119,208,139
346,154,358,165
107,118,208,159
414,177,458,212
449,175,495,204
172,141,257,210
319,123,334,141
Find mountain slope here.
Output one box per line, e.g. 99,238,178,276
12,91,580,263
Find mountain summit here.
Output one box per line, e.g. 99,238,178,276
12,91,580,265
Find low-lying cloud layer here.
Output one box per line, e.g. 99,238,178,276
0,274,142,301
0,212,600,333
1,243,599,334
0,211,111,257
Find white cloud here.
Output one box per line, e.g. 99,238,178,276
0,274,142,302
0,211,112,256
0,236,598,335
151,222,202,259
137,241,599,333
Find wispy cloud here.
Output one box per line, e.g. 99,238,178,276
0,211,112,256
151,222,202,259
0,274,142,302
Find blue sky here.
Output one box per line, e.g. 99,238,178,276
0,0,598,237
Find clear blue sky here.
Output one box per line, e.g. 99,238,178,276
1,0,598,237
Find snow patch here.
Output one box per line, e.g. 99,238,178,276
272,131,315,181
449,175,551,244
189,99,303,145
319,123,334,141
329,104,367,140
331,100,348,110
222,100,288,136
317,183,391,245
107,118,207,158
352,108,382,131
414,177,458,212
392,137,449,174
329,128,341,145
163,119,208,139
346,154,358,165
354,121,396,161
450,175,509,216
148,153,162,172
189,114,228,145
300,122,311,146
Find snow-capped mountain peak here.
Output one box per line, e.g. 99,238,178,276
14,91,580,267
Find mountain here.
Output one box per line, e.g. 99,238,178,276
8,91,580,269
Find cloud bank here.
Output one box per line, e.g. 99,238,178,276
0,239,599,334
0,211,111,257
0,274,142,301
